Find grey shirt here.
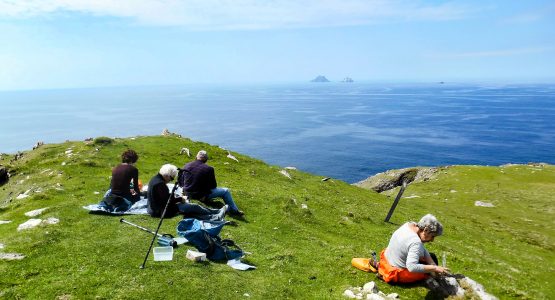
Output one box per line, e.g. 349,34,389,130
384,222,430,273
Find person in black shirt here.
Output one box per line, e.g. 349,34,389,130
100,149,141,211
181,150,243,216
147,164,227,220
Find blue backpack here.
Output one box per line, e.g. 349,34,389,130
177,218,243,261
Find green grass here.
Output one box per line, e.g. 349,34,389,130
1,136,554,299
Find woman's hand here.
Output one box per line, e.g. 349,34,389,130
434,265,450,274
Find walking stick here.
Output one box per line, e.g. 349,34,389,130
140,175,181,269
384,180,407,223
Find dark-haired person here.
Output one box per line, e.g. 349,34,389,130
180,150,243,216
147,164,227,220
376,214,450,283
100,149,141,211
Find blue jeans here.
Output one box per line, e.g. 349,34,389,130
207,187,240,213
177,203,222,221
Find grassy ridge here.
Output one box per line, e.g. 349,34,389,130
0,136,554,299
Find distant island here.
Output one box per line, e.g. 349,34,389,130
310,75,330,82
341,77,354,83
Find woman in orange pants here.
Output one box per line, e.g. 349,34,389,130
377,214,450,283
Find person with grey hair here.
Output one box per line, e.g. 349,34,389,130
375,214,449,283
147,164,227,220
180,150,243,216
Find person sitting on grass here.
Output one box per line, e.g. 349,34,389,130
375,214,450,284
147,163,227,221
100,149,141,211
180,150,244,216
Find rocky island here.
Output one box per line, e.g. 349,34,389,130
310,75,330,82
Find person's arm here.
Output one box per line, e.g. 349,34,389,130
406,244,450,274
131,167,140,194
208,167,217,189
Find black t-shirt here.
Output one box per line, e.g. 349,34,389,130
110,163,139,196
147,173,181,218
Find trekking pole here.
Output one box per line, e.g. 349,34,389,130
384,180,407,223
140,176,181,269
120,218,177,248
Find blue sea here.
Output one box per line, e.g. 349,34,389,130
1,83,554,183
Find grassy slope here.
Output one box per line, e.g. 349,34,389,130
0,136,553,299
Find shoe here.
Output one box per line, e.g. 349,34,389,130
216,205,228,220
229,210,244,217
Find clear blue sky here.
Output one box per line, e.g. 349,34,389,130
0,0,554,90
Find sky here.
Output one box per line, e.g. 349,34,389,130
0,0,554,90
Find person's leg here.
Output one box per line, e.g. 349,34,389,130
177,202,228,221
207,187,241,214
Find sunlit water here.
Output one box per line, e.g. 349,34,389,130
1,82,554,183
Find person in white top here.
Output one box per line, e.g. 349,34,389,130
377,214,450,283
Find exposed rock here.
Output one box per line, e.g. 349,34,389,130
353,167,442,193
0,220,12,225
17,219,42,231
344,282,387,300
33,141,44,150
227,152,239,162
180,147,190,156
43,217,60,225
0,243,4,249
343,289,356,298
16,190,31,199
11,152,24,162
0,166,8,185
311,75,330,82
460,277,498,300
362,281,378,293
0,253,25,260
25,207,49,217
301,204,308,209
475,201,495,207
279,169,292,179
284,166,297,170
161,128,170,136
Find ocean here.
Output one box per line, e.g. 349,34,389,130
1,82,554,183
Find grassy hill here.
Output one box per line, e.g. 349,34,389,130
0,135,553,299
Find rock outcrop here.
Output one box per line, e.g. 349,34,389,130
353,167,442,193
311,75,330,82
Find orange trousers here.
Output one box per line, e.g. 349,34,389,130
378,249,429,283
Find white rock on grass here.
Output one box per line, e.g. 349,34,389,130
17,219,42,231
363,281,378,294
460,277,498,300
25,207,49,217
0,220,12,225
387,293,399,298
43,218,59,225
284,166,297,170
343,289,356,298
301,204,308,209
403,195,420,199
180,147,190,156
366,294,384,300
279,169,292,179
0,253,25,260
227,151,239,162
16,189,32,199
475,201,495,207
0,243,4,249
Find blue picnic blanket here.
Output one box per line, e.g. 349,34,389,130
83,198,149,215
